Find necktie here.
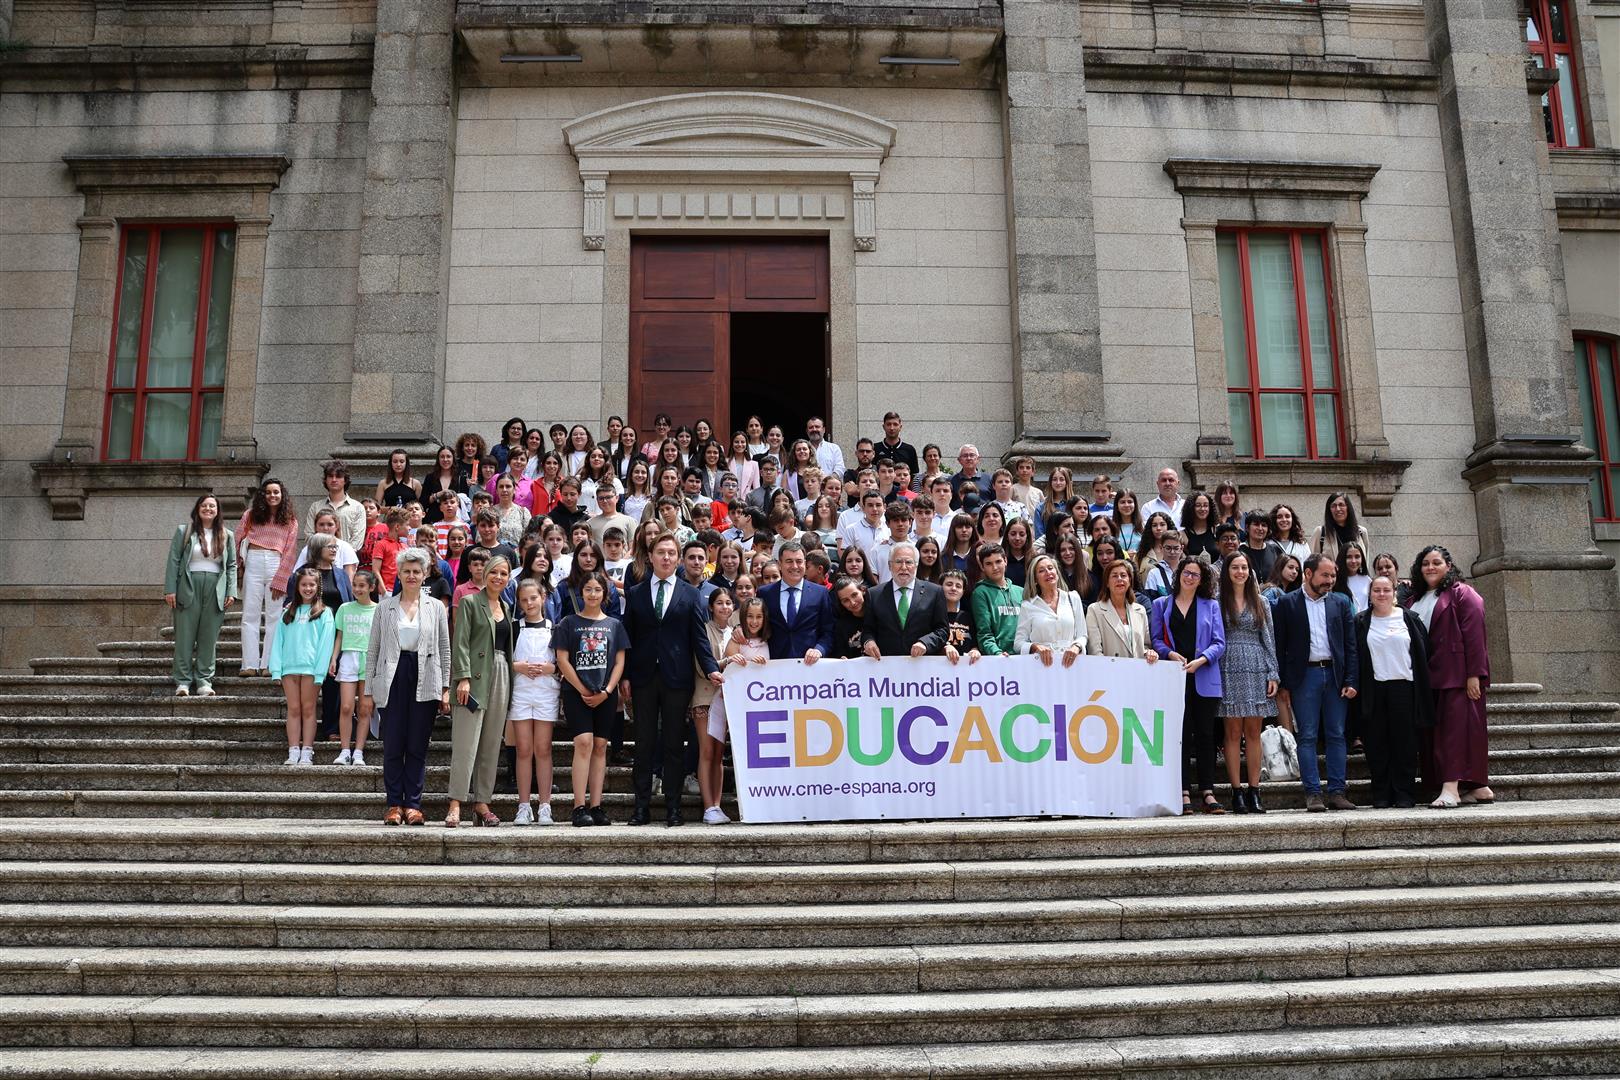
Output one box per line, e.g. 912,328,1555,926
655,579,667,619
786,585,799,625
897,586,910,628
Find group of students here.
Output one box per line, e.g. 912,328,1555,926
160,410,1493,824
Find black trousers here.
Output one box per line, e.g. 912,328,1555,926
317,678,342,740
1363,679,1419,804
632,673,693,808
1182,682,1219,795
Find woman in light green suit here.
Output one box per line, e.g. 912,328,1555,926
164,493,239,696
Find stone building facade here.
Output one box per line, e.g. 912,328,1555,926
1,0,1618,692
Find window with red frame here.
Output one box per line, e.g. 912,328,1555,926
104,223,235,462
1575,333,1620,521
1527,0,1587,148
1216,229,1345,459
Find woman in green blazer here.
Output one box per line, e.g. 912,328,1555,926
448,553,515,826
164,494,239,696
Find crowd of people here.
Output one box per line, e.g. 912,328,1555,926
161,411,1494,825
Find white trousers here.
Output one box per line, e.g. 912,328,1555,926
240,546,283,670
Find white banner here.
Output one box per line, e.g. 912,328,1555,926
721,653,1186,822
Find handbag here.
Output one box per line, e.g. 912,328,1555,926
1260,725,1299,781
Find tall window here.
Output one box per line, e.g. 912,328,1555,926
1217,229,1344,459
1576,334,1620,521
1527,0,1587,148
103,224,235,462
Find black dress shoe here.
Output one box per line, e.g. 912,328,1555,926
628,804,650,826
1393,796,1416,809
589,805,610,827
666,806,685,827
1246,786,1265,814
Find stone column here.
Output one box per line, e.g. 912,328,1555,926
998,0,1127,479
341,0,457,470
1426,0,1620,695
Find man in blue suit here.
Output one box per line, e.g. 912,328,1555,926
757,542,836,663
622,533,721,826
1274,553,1360,813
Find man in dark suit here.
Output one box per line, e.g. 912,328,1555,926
621,532,721,826
1274,553,1360,813
861,542,954,658
758,542,836,663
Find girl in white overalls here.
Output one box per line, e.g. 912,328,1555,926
508,578,561,825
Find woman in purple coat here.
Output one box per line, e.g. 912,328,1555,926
1151,557,1227,814
1406,545,1493,808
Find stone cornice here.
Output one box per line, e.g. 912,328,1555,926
1163,158,1381,201
1085,48,1435,93
0,48,374,93
64,154,292,197
30,460,270,522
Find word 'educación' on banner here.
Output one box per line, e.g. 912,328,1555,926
720,654,1187,823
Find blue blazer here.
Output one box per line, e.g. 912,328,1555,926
621,575,718,690
1273,588,1359,694
1149,595,1226,699
758,579,837,660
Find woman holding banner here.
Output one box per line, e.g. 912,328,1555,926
1150,558,1227,814
1014,555,1086,665
1085,560,1157,663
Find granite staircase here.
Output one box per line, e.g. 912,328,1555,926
0,614,1618,1075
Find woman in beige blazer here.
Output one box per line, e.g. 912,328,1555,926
366,548,451,826
1085,559,1159,662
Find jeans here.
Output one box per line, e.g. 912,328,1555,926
1293,664,1348,796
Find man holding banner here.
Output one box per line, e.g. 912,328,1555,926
861,543,954,660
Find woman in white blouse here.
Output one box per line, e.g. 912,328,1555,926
1015,554,1086,665
1085,559,1159,662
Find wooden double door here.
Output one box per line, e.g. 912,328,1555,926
629,237,830,439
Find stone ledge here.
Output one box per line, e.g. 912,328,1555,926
30,460,270,522
1085,47,1436,92
1182,456,1410,516
1164,158,1380,200
0,47,374,92
455,0,1004,30
64,154,292,197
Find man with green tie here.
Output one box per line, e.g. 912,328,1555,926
861,543,957,660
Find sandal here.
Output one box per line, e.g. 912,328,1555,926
444,810,461,828
1201,792,1225,815
1430,792,1460,809
1182,792,1192,812
474,807,500,827
404,809,425,826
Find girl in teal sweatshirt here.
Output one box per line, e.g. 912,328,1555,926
270,567,337,767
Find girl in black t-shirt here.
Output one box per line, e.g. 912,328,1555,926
554,572,628,827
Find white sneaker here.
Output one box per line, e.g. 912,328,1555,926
196,684,215,697
175,684,190,697
284,747,300,766
702,806,730,825
512,802,534,826
683,776,700,796
297,746,314,766
350,750,365,767
536,802,553,825
334,749,352,766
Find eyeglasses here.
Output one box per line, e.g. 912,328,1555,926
1180,569,1202,579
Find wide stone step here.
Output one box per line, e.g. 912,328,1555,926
0,1017,1613,1079
1,802,1614,866
2,923,1616,999
0,738,622,767
0,698,287,720
5,771,1617,819
1490,701,1620,725
1,881,1616,950
0,843,1613,907
2,967,1619,1049
1490,723,1620,749
0,716,386,741
0,789,715,820
0,763,651,795
0,676,285,700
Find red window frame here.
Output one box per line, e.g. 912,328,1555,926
1526,0,1588,148
102,222,232,462
1578,333,1620,522
1222,227,1347,461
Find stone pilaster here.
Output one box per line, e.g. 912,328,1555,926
998,0,1125,479
342,0,456,468
1426,0,1620,696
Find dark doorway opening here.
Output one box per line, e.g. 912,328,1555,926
729,312,828,439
